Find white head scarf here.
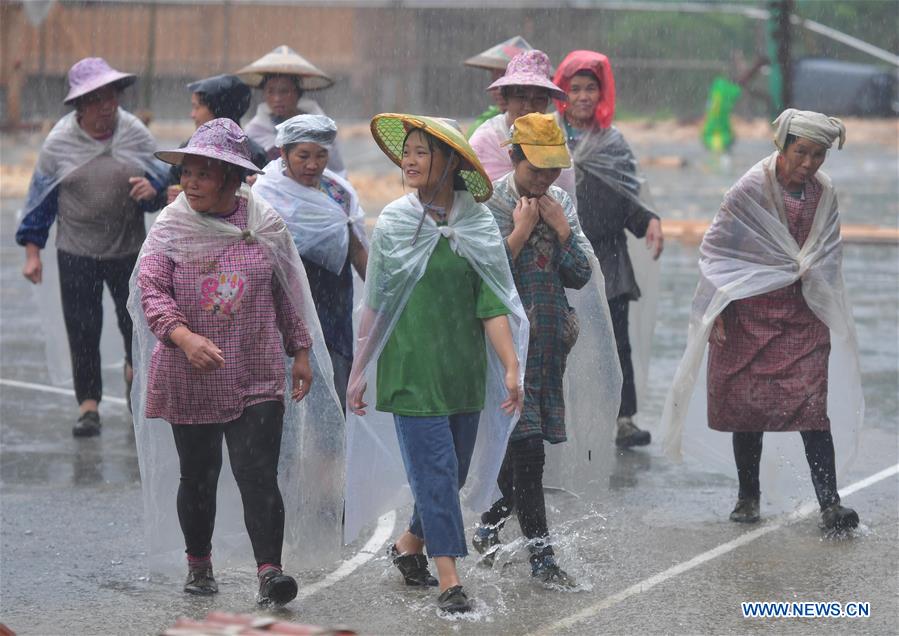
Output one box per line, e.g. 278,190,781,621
772,108,846,151
275,113,337,149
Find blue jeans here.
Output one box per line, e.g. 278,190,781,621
393,412,480,558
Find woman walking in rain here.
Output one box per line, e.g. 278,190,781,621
236,45,346,175
345,114,526,614
16,57,166,436
662,109,862,531
132,118,344,605
553,50,663,448
253,114,368,411
462,35,533,138
469,50,575,197
473,113,620,586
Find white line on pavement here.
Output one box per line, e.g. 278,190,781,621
297,511,397,601
0,377,128,405
529,462,899,635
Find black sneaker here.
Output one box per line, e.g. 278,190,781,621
729,497,760,523
615,417,650,448
257,566,298,606
437,585,472,614
820,503,859,531
530,553,576,588
389,544,438,587
73,411,101,438
184,565,218,595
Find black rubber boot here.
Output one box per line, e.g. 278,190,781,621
820,503,859,531
729,497,761,523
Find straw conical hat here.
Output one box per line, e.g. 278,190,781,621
235,45,334,91
464,36,534,71
371,113,493,202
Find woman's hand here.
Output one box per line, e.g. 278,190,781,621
291,348,313,401
538,195,571,242
513,197,540,235
500,365,523,415
348,382,368,415
646,218,664,260
129,177,158,202
710,315,726,346
171,327,225,371
22,245,42,284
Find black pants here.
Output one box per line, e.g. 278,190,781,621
732,430,840,508
608,296,637,418
57,250,136,404
481,436,552,555
170,401,286,566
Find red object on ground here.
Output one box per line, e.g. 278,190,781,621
162,611,357,636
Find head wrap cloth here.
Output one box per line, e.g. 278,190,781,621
275,114,338,149
773,108,846,151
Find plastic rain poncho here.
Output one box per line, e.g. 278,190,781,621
21,108,167,386
245,98,346,176
565,120,662,419
487,174,623,492
252,160,368,275
127,184,345,574
660,152,863,508
343,191,529,543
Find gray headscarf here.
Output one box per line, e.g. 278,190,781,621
773,108,846,151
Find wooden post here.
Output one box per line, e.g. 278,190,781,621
1,3,24,127
766,0,794,113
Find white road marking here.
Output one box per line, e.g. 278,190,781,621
0,376,398,600
0,377,128,405
529,462,899,635
297,511,397,601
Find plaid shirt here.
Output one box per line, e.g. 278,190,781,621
488,177,592,442
138,198,312,425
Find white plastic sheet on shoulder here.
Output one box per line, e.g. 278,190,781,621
661,152,863,508
567,122,662,425
127,185,345,574
21,108,167,386
342,191,529,544
252,160,368,275
487,173,623,494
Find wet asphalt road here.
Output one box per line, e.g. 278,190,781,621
1,129,897,635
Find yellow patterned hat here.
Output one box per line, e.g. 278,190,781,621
370,113,493,202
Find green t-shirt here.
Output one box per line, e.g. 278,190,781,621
376,236,509,416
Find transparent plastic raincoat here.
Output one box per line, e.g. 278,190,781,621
127,184,345,574
562,120,662,418
487,174,623,491
252,160,368,275
661,153,863,507
19,108,167,386
342,191,529,543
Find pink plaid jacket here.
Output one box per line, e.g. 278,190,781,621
138,199,312,425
